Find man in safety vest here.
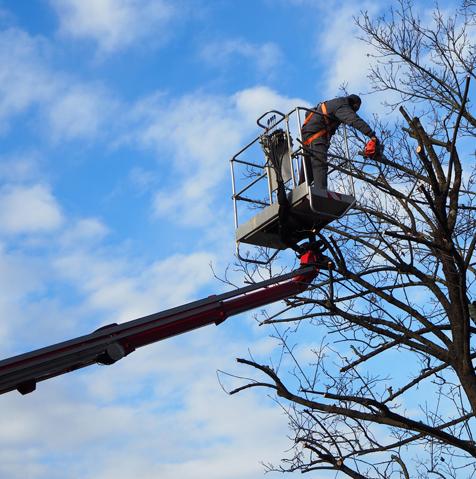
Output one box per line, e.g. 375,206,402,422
301,94,377,189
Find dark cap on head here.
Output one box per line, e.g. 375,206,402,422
347,94,362,111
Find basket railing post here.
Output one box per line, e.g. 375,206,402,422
296,107,317,212
284,113,296,188
343,125,356,197
229,158,239,229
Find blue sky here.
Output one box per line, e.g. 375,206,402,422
0,0,455,478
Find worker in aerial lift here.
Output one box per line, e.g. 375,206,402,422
301,94,378,189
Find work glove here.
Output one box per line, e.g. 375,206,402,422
364,137,379,158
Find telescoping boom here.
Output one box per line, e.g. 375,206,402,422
0,250,320,396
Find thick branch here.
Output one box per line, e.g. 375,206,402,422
235,358,476,456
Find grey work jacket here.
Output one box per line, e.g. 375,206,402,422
301,96,374,144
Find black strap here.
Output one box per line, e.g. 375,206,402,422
262,130,303,254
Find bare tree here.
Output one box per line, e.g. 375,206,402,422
224,2,476,477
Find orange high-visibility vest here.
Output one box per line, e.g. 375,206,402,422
303,102,331,145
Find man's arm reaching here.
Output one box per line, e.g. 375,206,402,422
334,104,374,137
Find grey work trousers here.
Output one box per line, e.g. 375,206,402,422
303,140,329,190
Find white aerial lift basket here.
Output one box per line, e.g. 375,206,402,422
230,107,356,261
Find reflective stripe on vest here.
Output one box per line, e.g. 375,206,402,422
303,110,315,126
303,102,329,145
303,129,327,145
321,102,330,128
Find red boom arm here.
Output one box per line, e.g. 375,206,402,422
0,251,319,396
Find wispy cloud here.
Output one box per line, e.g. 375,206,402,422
0,27,117,141
233,86,307,124
0,328,294,479
53,249,217,323
0,5,363,477
59,218,110,247
0,184,63,235
200,39,283,75
0,152,41,183
316,2,377,97
0,173,294,479
313,1,402,117
47,84,118,142
0,29,57,132
125,86,305,227
50,0,177,53
0,243,48,345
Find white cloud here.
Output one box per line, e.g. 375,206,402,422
0,243,48,346
200,39,283,74
128,166,156,192
0,244,45,302
0,11,330,479
0,206,297,479
54,248,217,322
314,1,403,119
0,27,116,141
128,92,242,226
47,85,117,141
51,0,176,53
317,2,377,97
0,152,41,183
0,150,301,479
59,218,109,246
127,87,306,227
0,329,294,479
234,86,307,124
0,184,63,234
0,283,298,478
0,29,57,132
